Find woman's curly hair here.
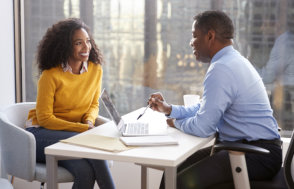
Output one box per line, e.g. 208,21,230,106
36,18,103,73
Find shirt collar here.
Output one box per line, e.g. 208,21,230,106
211,45,234,63
62,61,88,74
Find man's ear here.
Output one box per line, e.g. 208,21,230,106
207,30,216,46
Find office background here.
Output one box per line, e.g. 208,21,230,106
17,0,294,137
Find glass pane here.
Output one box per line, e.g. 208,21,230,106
23,0,294,137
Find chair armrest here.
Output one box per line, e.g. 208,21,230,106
214,142,270,154
94,115,111,126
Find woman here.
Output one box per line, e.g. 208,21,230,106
25,18,115,189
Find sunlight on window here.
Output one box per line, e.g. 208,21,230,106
23,0,294,136
63,0,80,18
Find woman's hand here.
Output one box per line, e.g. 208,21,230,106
86,120,95,130
148,92,172,115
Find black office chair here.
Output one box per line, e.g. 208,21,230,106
208,132,294,189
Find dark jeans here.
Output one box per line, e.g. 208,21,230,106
26,127,115,189
160,142,282,189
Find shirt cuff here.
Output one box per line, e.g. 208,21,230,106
167,105,182,118
173,119,182,130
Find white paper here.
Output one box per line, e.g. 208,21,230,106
120,135,178,146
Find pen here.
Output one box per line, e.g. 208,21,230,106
137,104,151,120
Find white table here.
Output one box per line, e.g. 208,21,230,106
45,109,214,189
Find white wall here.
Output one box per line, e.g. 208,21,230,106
0,0,15,180
0,0,15,108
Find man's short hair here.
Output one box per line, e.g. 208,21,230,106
193,10,234,43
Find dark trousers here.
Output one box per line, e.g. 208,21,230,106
160,142,282,189
26,127,116,189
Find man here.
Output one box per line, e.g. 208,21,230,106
149,11,282,188
258,6,294,129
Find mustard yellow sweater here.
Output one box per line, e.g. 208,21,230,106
27,62,102,132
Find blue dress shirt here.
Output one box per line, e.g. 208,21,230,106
170,45,280,141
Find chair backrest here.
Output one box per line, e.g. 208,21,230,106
0,102,37,181
284,130,294,188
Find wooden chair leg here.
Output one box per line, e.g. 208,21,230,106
229,151,250,189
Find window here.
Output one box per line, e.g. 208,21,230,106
22,0,294,137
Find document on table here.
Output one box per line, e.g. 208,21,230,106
60,134,132,152
120,135,178,146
